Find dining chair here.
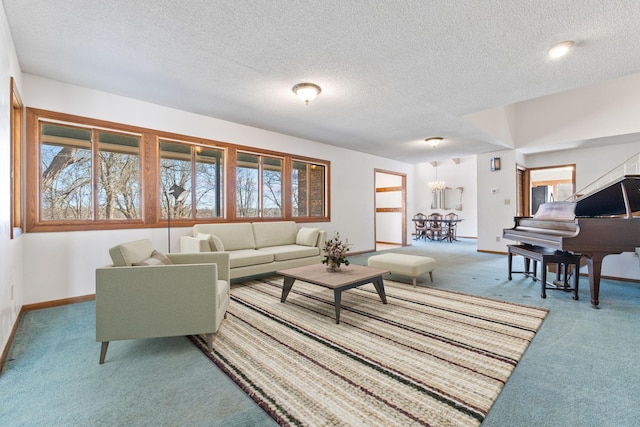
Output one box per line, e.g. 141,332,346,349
444,212,459,242
427,212,445,241
413,213,429,240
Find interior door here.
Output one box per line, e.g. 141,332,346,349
374,170,406,248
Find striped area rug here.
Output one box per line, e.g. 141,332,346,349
190,276,548,426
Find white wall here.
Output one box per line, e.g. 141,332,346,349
0,3,24,361
21,75,413,305
477,149,518,253
413,156,478,239
515,73,640,150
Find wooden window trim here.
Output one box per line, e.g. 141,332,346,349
26,108,330,232
10,77,24,239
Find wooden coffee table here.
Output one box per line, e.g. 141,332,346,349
277,263,389,324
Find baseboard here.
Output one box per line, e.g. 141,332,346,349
0,294,96,375
22,294,95,312
0,306,26,375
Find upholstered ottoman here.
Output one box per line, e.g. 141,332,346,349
367,253,436,287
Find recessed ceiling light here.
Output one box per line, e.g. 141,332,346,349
549,40,574,59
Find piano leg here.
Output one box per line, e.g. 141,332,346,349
585,254,604,309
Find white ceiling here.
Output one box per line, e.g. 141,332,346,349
4,0,640,163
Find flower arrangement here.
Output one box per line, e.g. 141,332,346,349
322,232,352,272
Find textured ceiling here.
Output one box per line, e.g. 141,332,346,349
4,0,640,163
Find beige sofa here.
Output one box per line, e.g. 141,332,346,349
180,221,326,279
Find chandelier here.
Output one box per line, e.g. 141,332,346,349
426,137,446,190
429,161,446,190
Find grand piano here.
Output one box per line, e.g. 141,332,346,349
503,175,640,308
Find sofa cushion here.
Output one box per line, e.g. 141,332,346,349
132,250,174,266
296,227,320,247
252,221,297,248
109,239,154,266
258,245,320,261
229,249,274,268
193,223,256,251
196,233,225,252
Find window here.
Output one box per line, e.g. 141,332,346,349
292,161,326,217
160,140,224,220
98,131,141,219
26,108,329,231
38,122,142,222
236,152,282,218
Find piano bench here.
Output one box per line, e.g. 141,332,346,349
507,244,582,300
368,253,436,287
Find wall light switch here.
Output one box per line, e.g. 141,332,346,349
504,199,510,205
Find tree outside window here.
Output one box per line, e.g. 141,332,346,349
39,123,141,221
160,140,224,220
236,152,282,218
28,109,328,231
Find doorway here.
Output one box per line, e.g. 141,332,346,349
374,169,406,251
518,164,576,216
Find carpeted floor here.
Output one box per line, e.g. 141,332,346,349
191,277,547,426
1,238,639,426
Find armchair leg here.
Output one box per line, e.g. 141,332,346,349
205,333,214,352
99,342,109,364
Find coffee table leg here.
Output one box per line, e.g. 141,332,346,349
371,277,387,304
281,277,296,303
334,289,342,324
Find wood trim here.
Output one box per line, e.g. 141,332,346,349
0,294,96,374
10,77,24,239
25,108,331,232
376,186,403,192
22,294,96,311
0,306,24,374
374,169,407,247
376,207,402,213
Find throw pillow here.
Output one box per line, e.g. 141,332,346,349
132,250,173,266
296,227,320,247
196,233,225,252
209,234,225,252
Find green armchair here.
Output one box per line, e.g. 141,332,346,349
96,239,230,364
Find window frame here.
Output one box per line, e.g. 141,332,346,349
26,108,330,232
235,150,285,219
10,77,24,238
158,138,226,221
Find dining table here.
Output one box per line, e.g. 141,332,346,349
412,216,463,242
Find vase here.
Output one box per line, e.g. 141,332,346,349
326,260,341,273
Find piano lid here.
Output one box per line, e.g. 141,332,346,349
575,175,640,217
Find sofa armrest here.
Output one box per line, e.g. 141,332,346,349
180,235,211,253
95,263,219,342
167,252,230,281
316,230,327,249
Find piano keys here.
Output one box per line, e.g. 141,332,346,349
503,175,640,308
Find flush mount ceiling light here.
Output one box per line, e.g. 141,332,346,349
549,40,575,59
292,83,321,105
425,137,443,148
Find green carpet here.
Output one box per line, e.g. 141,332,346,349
2,238,639,426
191,276,548,426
